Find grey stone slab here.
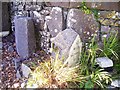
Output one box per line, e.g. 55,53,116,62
46,7,64,37
51,28,78,59
111,79,120,87
96,57,113,68
15,17,36,58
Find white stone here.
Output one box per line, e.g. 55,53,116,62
33,11,41,18
111,79,120,87
21,63,32,78
52,7,62,12
96,57,113,68
0,31,9,37
66,35,82,67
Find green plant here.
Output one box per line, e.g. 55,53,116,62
99,31,119,60
78,35,112,88
79,1,100,21
26,51,85,88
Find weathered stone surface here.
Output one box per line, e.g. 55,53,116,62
111,79,120,88
101,26,119,41
45,2,69,8
69,1,81,8
96,57,113,68
45,2,119,11
8,45,14,52
21,63,32,78
51,28,79,59
86,2,120,11
2,2,11,31
100,19,119,27
15,17,36,58
67,9,99,42
16,70,21,79
66,35,82,67
46,7,64,37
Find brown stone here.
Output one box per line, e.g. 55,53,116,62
45,2,119,11
86,2,119,11
67,9,99,42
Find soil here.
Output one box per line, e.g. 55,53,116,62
0,32,50,88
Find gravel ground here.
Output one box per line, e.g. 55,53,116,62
0,32,50,88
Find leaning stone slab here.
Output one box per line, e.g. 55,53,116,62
51,28,82,67
96,57,113,68
46,7,64,37
15,17,36,58
51,28,79,59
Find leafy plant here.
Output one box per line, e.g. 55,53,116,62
26,51,85,88
90,69,112,88
99,31,119,60
79,1,100,21
78,35,112,88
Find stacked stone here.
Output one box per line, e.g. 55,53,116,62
11,1,120,56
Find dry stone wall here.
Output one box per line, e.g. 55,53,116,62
10,1,120,57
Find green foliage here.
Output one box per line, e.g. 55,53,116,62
79,35,99,75
99,31,119,60
79,1,100,21
79,1,92,14
90,69,112,88
78,35,112,88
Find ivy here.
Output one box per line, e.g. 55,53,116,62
79,1,100,22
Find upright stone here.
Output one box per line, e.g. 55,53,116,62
51,28,79,59
46,7,64,37
2,2,11,32
67,9,99,42
15,17,36,58
51,28,82,66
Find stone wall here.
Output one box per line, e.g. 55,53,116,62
10,1,120,55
